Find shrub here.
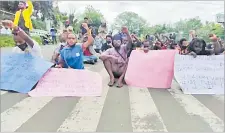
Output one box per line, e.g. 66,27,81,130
0,35,42,47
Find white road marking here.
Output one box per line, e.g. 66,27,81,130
129,87,168,132
1,90,8,95
212,95,224,103
57,69,109,132
168,85,224,132
1,97,53,132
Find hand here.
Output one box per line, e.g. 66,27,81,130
55,65,62,68
209,34,218,41
2,20,14,29
189,51,197,58
121,26,129,34
82,23,89,30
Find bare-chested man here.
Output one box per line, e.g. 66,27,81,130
99,27,132,88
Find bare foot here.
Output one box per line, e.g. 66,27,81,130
116,80,123,88
108,77,115,87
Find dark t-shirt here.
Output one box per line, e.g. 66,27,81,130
127,42,140,57
101,43,112,52
80,24,91,35
18,11,29,32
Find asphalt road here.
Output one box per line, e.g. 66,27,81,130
1,45,224,132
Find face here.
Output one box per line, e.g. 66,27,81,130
60,32,68,42
14,35,28,51
122,37,128,45
84,19,88,23
83,36,88,43
106,37,112,43
66,34,77,46
182,41,188,46
193,40,203,54
14,35,26,45
18,2,26,9
102,23,106,26
143,41,150,48
113,39,122,48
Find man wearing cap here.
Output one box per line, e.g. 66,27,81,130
14,0,33,35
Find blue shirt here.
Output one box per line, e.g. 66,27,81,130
60,44,84,69
50,28,56,36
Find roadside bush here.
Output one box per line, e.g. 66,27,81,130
0,35,42,47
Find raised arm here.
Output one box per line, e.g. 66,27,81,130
209,34,222,55
26,0,33,16
82,23,94,49
2,20,34,47
121,26,132,50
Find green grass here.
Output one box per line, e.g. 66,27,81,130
0,35,42,48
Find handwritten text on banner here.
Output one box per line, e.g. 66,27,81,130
0,53,53,93
28,68,103,97
174,55,224,94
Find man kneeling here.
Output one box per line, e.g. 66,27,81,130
99,27,132,88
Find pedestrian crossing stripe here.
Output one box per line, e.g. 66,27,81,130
1,64,224,132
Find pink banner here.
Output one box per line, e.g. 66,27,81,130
28,68,102,97
125,50,177,89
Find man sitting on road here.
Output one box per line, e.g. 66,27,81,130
51,32,68,64
80,34,98,65
55,23,94,69
101,35,113,52
2,20,43,58
99,26,132,88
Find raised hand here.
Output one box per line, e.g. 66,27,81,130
82,23,89,30
2,20,14,29
121,26,129,34
209,34,217,41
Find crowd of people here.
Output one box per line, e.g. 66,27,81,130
1,0,225,88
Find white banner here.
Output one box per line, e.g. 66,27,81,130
174,54,224,94
216,13,224,23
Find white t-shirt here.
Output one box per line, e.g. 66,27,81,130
12,40,43,58
1,27,11,35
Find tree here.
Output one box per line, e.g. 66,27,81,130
0,1,55,20
197,22,224,42
113,11,148,35
81,5,104,27
71,5,104,34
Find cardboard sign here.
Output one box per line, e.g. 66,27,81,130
174,55,224,94
125,50,177,89
1,53,53,93
28,68,102,97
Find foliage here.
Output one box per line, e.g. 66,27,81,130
0,35,15,47
0,1,19,13
32,19,46,30
0,35,42,47
113,11,148,35
71,5,105,34
113,13,224,43
82,5,104,27
0,1,54,20
31,36,42,44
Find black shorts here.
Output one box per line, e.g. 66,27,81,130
113,72,121,78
